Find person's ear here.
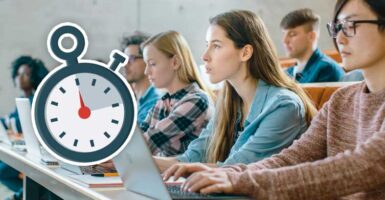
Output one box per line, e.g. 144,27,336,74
171,55,181,70
308,31,318,43
240,44,253,62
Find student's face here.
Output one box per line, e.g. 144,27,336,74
143,44,177,89
123,45,146,83
336,0,385,71
15,64,32,91
202,25,244,84
282,25,314,59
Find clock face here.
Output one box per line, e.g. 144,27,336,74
44,72,124,153
33,22,135,165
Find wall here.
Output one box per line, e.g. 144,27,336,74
0,0,336,115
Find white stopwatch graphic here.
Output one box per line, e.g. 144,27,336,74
32,22,137,166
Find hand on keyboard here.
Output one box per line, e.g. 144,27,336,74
181,169,234,195
163,163,213,182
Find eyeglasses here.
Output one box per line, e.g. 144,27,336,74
327,20,385,38
127,55,143,64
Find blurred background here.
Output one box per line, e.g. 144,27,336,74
0,0,336,116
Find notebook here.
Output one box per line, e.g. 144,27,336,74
68,174,123,188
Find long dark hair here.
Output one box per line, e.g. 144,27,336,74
332,0,385,48
334,0,385,24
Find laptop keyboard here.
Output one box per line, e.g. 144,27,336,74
167,185,240,199
80,165,117,174
12,140,26,146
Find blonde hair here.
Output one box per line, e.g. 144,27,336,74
141,31,215,100
206,10,317,163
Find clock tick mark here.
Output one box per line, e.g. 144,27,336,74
104,87,111,94
92,79,96,86
50,118,58,122
59,87,66,94
112,103,119,108
51,101,58,106
73,139,78,147
90,140,95,147
59,132,66,138
104,132,111,138
75,78,80,86
111,119,119,124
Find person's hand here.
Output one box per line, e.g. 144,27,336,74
153,156,178,172
181,169,234,194
7,131,23,140
162,163,212,181
97,160,114,170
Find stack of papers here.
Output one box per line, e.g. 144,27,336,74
68,174,123,188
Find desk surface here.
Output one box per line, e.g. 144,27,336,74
0,142,152,200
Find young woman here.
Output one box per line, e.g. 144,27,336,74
157,10,317,173
179,1,385,199
0,55,49,200
140,31,214,157
1,56,49,134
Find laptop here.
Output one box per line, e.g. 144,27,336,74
112,127,249,200
15,98,58,165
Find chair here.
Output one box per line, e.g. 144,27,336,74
279,49,342,69
301,82,359,110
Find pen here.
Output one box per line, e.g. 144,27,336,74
91,172,119,177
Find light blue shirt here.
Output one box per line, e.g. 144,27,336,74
177,80,308,166
137,86,160,127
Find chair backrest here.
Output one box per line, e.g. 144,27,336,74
279,49,342,69
323,49,342,63
301,82,360,110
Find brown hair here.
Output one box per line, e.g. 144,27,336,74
206,10,317,163
141,31,215,100
280,8,320,32
121,31,149,56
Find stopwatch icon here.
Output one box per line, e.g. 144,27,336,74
32,22,137,166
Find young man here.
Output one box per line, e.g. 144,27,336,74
281,8,345,83
121,32,160,126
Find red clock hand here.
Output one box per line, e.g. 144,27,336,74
78,91,91,119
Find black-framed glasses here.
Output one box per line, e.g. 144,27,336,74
127,55,143,64
327,20,385,38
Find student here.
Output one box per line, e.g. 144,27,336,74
1,56,48,134
178,1,385,199
0,56,49,200
121,32,161,127
140,31,214,157
157,10,317,173
282,8,345,83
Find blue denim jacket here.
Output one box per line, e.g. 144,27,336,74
177,80,308,166
137,86,160,126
